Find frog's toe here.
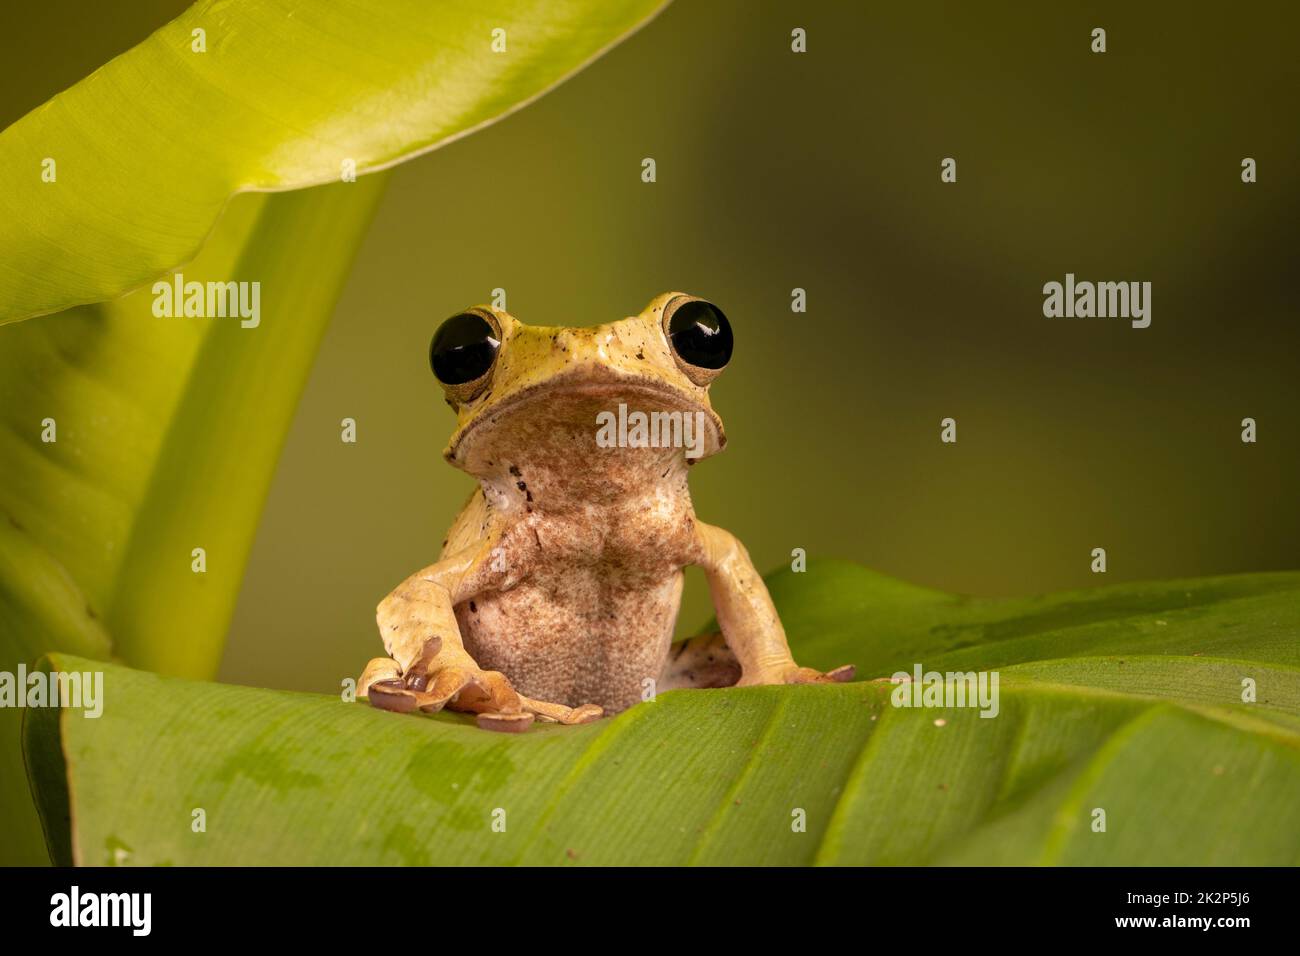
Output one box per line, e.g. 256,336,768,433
519,695,604,725
414,666,473,712
358,657,402,699
736,660,857,687
434,667,524,716
785,664,856,685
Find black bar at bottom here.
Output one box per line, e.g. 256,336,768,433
0,866,1280,940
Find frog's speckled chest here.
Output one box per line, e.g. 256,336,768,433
454,485,696,713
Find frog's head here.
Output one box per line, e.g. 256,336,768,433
430,292,731,487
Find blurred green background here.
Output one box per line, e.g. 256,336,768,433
4,1,1297,695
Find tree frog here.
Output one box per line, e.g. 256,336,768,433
358,292,853,731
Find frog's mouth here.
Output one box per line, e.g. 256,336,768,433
445,373,726,469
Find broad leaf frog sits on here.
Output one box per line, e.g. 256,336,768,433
358,293,853,731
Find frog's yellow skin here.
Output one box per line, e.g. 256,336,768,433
357,292,853,731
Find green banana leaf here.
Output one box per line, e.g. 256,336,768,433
25,562,1300,865
0,180,386,865
0,0,668,323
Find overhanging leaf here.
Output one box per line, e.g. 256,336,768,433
0,0,669,322
1,0,670,867
0,177,386,865
25,562,1300,865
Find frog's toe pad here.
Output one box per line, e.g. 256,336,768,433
367,680,421,713
476,711,535,733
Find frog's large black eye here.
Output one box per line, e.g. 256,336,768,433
430,312,500,385
666,299,733,370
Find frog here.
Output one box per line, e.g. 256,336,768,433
357,292,854,731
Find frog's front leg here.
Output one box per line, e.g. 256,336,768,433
357,542,602,731
689,521,854,687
